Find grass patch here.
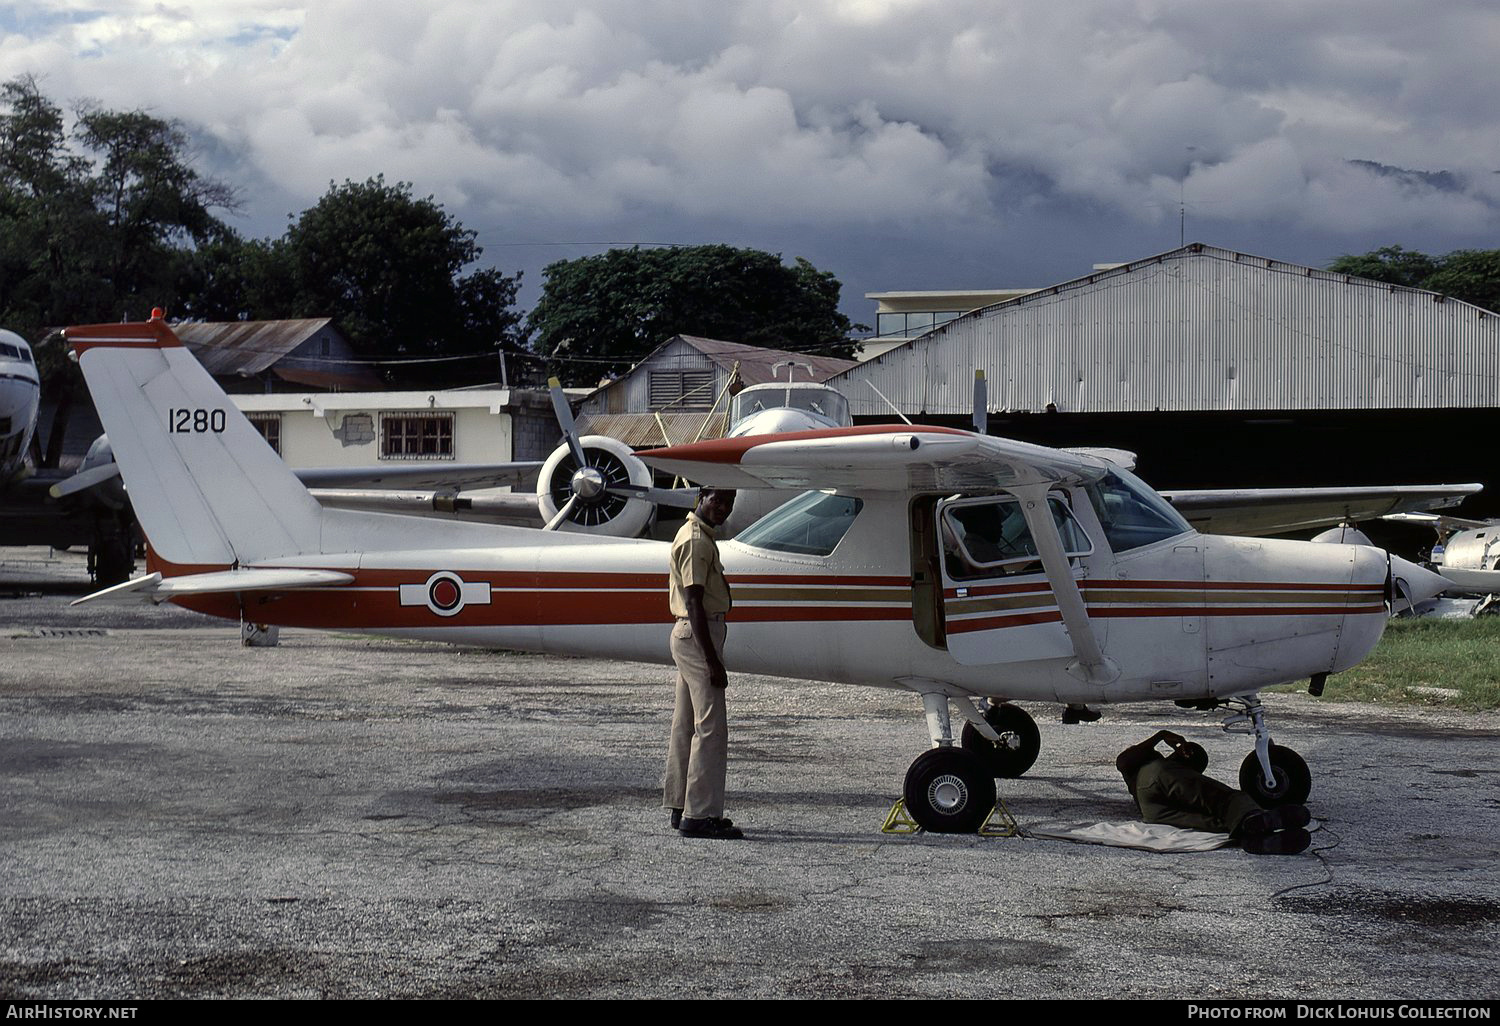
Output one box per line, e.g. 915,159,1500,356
1274,617,1500,712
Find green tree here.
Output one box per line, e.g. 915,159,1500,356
1328,246,1439,291
527,244,863,380
0,76,240,461
1423,249,1500,314
213,177,523,387
0,75,100,340
1329,245,1500,312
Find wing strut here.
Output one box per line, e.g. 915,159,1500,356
1012,484,1119,685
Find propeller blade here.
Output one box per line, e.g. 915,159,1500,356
543,493,579,531
605,483,698,509
548,378,588,470
972,369,987,435
48,461,122,499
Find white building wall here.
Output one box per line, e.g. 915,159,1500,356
232,391,517,469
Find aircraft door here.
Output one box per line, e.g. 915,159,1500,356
935,494,1095,666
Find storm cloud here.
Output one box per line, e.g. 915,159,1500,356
3,0,1497,316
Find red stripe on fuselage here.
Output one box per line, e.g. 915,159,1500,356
1078,579,1385,593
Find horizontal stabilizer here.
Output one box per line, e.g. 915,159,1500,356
70,572,164,605
72,567,354,605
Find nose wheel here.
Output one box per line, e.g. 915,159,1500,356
1218,695,1313,808
959,702,1041,778
1238,744,1311,807
903,747,996,834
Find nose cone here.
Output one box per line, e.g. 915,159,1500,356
1389,552,1452,614
1332,544,1391,672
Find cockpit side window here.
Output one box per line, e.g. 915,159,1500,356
940,494,1092,580
735,489,864,556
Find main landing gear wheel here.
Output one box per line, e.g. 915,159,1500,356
903,747,996,834
1239,744,1312,808
960,702,1041,778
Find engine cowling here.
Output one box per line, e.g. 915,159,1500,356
535,434,657,537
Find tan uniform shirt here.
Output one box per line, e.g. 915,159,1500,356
669,512,732,618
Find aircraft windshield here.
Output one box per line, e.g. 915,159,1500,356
734,490,863,556
730,387,850,428
1084,469,1192,552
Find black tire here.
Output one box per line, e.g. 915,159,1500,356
960,702,1041,778
1238,744,1312,808
902,747,996,834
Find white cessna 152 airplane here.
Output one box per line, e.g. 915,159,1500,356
67,315,1466,832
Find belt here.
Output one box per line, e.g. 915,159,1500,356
677,613,727,621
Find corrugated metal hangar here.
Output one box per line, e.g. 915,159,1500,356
832,243,1500,513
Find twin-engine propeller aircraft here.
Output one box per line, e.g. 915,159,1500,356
66,315,1469,832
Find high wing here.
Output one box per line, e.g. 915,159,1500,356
637,425,1110,492
306,487,542,524
1160,484,1482,537
294,462,547,526
292,461,540,491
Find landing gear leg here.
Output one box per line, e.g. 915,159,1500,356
902,693,996,833
1221,695,1312,807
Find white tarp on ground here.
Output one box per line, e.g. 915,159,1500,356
1025,820,1321,853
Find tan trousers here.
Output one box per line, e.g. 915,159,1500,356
663,617,728,819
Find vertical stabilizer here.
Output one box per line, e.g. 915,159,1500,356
66,316,324,569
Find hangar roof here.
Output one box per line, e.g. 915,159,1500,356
831,243,1500,416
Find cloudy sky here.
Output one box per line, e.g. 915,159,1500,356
3,0,1497,327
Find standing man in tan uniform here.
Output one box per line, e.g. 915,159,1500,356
663,487,742,839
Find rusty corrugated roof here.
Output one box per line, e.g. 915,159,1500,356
673,336,858,385
575,411,730,446
173,319,383,390
175,319,332,374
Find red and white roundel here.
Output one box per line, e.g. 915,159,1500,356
398,571,491,618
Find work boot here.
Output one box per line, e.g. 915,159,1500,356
670,808,733,831
1239,804,1312,837
1061,704,1101,724
1242,827,1311,855
678,816,743,839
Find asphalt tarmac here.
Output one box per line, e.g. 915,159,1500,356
1,549,1497,999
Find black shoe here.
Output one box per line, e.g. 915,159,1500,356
670,809,735,831
1240,804,1312,837
1243,827,1311,855
678,816,743,839
1061,704,1101,724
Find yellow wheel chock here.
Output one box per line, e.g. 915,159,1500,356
880,796,1021,838
881,799,922,834
979,797,1020,838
